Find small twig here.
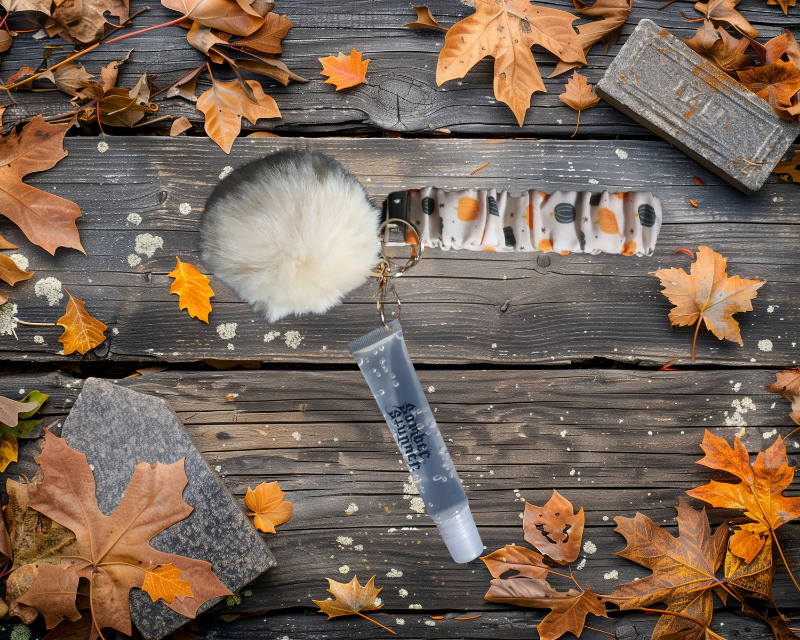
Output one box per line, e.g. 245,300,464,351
354,611,397,634
785,426,800,440
470,161,489,175
584,626,615,637
2,43,100,91
102,6,151,39
18,320,57,326
571,110,580,137
131,114,174,127
104,13,189,45
658,0,679,8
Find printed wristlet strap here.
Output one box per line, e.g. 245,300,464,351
382,188,663,256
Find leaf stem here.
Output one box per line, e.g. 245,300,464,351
354,611,397,634
691,313,702,363
18,321,57,326
571,110,580,138
771,533,800,593
785,426,800,440
104,14,189,45
2,43,100,91
584,626,615,637
638,607,706,627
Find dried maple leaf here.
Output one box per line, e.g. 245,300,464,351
313,575,395,634
0,115,84,255
141,563,193,603
404,4,447,30
437,0,584,125
168,257,214,323
161,0,264,36
481,544,549,579
738,60,800,108
19,431,232,638
693,0,757,39
49,0,129,45
197,76,281,153
319,48,369,90
651,245,764,362
245,481,293,533
56,289,107,356
523,490,584,563
608,498,728,639
686,430,800,564
558,71,600,135
725,540,774,603
766,367,800,424
773,149,800,183
233,12,293,53
684,25,754,72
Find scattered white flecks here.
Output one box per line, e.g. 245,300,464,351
179,203,192,215
556,119,563,124
292,431,301,441
34,277,64,306
214,465,221,472
127,254,141,267
409,604,422,609
127,212,142,226
227,343,235,351
354,544,363,551
736,426,746,438
425,620,436,627
112,328,119,335
338,565,350,574
795,442,800,449
32,28,47,38
395,618,405,625
560,429,567,437
34,335,44,344
615,148,628,159
403,475,420,495
767,305,776,313
762,428,778,439
732,382,742,392
491,343,497,348
603,515,609,521
406,515,413,519
648,431,653,436
374,597,382,607
758,339,773,352
284,330,303,349
588,178,599,185
337,536,353,546
345,502,359,515
97,141,109,153
10,254,28,271
387,568,403,578
18,389,24,395
398,588,409,597
388,528,397,533
134,233,163,258
725,397,756,427
583,541,597,555
410,496,425,513
771,402,776,409
428,386,435,393
216,322,237,340
219,165,234,180
569,469,576,476
264,330,280,342
576,558,587,570
604,570,619,580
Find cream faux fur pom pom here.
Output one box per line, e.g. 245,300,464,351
200,151,381,322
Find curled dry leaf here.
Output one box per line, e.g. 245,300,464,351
161,0,264,36
765,366,800,424
245,481,293,533
404,4,447,30
166,67,204,103
523,489,584,563
685,24,754,71
481,544,549,579
0,253,34,286
313,575,395,634
94,88,159,127
773,149,800,182
0,31,12,54
39,62,94,97
686,430,800,563
0,115,84,255
319,48,370,90
737,60,800,109
437,0,584,125
48,0,129,45
725,541,774,603
170,116,193,136
651,245,764,362
56,289,107,355
197,77,281,153
693,0,757,39
169,257,214,322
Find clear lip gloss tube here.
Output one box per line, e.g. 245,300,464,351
349,320,483,563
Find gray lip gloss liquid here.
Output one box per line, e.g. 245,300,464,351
349,320,482,563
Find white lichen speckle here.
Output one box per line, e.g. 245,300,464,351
588,178,599,185
227,343,235,351
34,335,44,344
398,588,408,597
733,382,742,392
34,277,63,306
10,254,28,271
615,148,628,159
216,322,237,340
112,328,119,335
428,386,435,393
583,541,597,555
214,465,221,472
292,431,301,441
569,469,576,476
220,165,234,180
386,568,403,578
134,233,163,258
0,303,19,335
374,597,382,607
354,544,363,551
338,565,350,574
345,502,359,515
97,141,109,153
762,428,778,439
264,330,280,342
767,305,775,313
576,558,587,570
179,203,192,215
127,254,141,267
425,620,436,627
409,496,425,513
395,618,405,625
409,604,422,609
725,397,756,427
403,475,420,495
337,536,353,546
758,339,773,352
127,212,142,226
560,430,567,437
604,570,619,580
284,330,303,349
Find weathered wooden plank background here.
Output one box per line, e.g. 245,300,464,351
2,369,798,639
1,137,797,367
1,0,799,135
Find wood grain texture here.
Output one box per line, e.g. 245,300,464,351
0,369,797,638
0,137,797,366
0,0,798,136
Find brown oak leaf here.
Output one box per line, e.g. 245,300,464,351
437,0,585,125
608,498,728,639
765,366,800,424
523,490,584,563
0,115,84,255
19,431,231,639
652,245,764,362
313,575,395,634
737,59,800,108
686,430,800,563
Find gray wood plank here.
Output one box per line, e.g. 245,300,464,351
0,0,798,136
1,137,798,366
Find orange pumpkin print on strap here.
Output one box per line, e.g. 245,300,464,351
526,203,534,229
538,239,553,252
456,197,480,221
622,240,636,256
598,208,620,234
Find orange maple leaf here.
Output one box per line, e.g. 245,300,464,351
56,289,107,356
651,245,764,362
558,71,600,136
141,563,193,604
168,257,214,323
312,575,395,634
765,367,800,425
245,481,293,533
686,430,800,566
318,49,369,90
738,59,800,108
523,490,584,563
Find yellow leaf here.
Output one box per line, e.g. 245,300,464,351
168,257,214,323
244,481,293,533
312,575,395,633
0,433,18,472
56,288,107,355
141,563,193,604
318,49,369,90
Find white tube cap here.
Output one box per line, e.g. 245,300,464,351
434,506,483,563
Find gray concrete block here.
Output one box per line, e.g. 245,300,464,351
596,19,800,194
61,378,276,640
